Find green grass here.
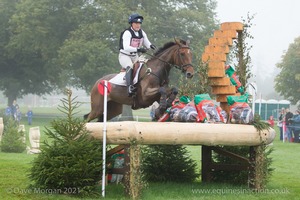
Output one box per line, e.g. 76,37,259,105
1,111,300,199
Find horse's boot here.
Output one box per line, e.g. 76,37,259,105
125,66,136,97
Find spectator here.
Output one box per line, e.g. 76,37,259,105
5,106,12,117
11,100,19,121
16,107,22,125
285,108,294,142
267,115,275,128
277,108,285,141
26,109,33,125
290,110,300,143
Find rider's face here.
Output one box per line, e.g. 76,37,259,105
131,22,141,32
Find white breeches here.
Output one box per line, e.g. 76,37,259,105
119,53,139,69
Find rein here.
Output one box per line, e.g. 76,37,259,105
137,44,193,86
144,45,193,71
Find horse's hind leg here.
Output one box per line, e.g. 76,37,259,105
83,113,90,121
106,101,123,121
97,115,104,122
86,95,104,122
95,101,122,122
87,110,103,122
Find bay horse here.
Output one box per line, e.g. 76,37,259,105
84,39,194,122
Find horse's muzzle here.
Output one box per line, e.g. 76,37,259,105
186,72,194,78
182,64,194,78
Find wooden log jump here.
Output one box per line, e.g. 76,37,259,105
86,121,275,146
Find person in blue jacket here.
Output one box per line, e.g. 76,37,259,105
26,109,33,125
289,110,300,143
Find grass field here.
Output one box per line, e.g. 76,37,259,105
0,106,300,199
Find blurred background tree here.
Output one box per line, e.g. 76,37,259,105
275,36,300,104
0,0,218,106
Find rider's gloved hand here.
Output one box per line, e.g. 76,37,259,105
150,44,156,50
137,47,147,53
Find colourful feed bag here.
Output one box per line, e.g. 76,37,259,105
225,65,244,94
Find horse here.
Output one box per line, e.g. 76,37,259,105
84,39,194,122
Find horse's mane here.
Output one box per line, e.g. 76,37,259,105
153,42,176,56
153,39,187,56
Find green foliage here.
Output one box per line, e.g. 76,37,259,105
229,13,254,87
212,146,250,184
275,36,300,104
28,89,102,196
126,142,146,200
212,116,274,186
212,145,274,186
0,118,26,153
142,145,199,182
251,114,274,188
253,113,271,131
249,145,274,189
177,62,211,97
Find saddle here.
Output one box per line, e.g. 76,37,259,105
109,58,148,86
120,62,140,77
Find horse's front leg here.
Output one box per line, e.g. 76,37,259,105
156,86,178,116
166,87,178,108
157,87,168,115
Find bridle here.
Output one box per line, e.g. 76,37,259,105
144,44,194,72
174,45,194,73
138,43,194,86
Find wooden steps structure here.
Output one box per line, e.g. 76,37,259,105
202,22,244,113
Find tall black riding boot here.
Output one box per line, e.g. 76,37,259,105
125,66,136,97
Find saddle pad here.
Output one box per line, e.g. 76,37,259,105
109,63,143,86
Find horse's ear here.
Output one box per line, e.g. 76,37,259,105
174,38,180,44
179,39,188,45
186,39,190,46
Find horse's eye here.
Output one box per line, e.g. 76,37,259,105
180,52,185,57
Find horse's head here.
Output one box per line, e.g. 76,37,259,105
174,39,194,78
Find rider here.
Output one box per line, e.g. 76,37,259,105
119,13,156,97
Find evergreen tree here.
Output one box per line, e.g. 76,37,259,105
28,89,102,196
0,118,26,153
142,145,198,182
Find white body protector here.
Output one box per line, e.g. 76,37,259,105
119,27,151,69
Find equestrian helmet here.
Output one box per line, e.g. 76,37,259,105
128,13,143,24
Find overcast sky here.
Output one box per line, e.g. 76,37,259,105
215,0,300,81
